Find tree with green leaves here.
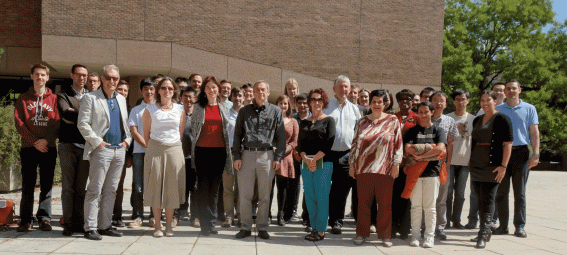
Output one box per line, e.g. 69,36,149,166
443,0,567,156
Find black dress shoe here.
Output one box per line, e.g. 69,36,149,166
258,230,270,240
235,230,252,239
304,225,313,232
99,227,123,237
492,227,509,235
453,222,465,229
84,230,102,240
514,228,527,238
112,219,126,228
400,233,409,240
62,227,73,236
464,222,477,229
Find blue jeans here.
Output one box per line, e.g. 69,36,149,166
447,165,469,225
302,162,333,232
496,146,530,229
130,153,145,220
19,147,57,225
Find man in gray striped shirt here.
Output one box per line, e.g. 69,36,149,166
232,81,286,240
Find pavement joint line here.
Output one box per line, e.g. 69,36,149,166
119,229,146,255
48,237,77,255
506,237,565,255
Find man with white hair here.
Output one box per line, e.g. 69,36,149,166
324,75,362,234
78,65,132,240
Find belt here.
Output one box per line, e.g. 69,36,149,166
476,143,490,146
513,145,528,149
243,147,272,151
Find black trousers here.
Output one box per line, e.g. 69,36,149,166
473,181,499,224
276,175,298,220
391,165,411,235
19,147,57,225
175,158,197,219
495,146,530,229
194,147,226,230
328,150,356,226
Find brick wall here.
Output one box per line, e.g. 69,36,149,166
0,0,42,48
41,0,443,86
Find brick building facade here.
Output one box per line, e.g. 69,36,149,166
1,0,443,105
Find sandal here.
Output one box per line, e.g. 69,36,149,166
304,230,317,240
306,231,325,241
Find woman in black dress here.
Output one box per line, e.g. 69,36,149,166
469,90,513,249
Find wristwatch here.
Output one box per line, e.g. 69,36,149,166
533,153,540,158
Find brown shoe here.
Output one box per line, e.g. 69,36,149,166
17,223,32,232
39,220,52,231
128,218,142,228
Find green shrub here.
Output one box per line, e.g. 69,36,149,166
0,99,62,186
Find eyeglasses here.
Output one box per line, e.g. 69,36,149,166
73,73,88,78
103,74,120,81
160,86,175,91
310,98,324,103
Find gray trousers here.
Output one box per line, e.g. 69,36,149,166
59,143,90,228
84,147,126,231
436,169,450,231
237,150,274,231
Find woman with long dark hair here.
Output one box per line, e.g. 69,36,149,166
469,90,512,249
191,76,233,236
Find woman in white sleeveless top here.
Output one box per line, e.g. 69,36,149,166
142,77,186,237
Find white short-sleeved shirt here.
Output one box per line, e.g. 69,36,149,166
228,108,238,148
447,112,475,166
323,97,361,151
146,103,184,145
128,102,149,153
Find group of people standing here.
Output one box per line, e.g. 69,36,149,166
14,63,539,249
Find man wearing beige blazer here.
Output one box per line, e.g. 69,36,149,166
78,65,132,240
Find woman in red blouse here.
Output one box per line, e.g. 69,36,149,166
191,76,233,236
274,95,299,226
349,90,403,247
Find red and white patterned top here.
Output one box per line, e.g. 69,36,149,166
349,114,403,177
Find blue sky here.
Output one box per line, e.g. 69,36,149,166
543,0,567,32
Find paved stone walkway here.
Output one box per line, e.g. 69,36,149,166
1,170,566,254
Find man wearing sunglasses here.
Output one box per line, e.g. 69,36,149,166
78,64,132,240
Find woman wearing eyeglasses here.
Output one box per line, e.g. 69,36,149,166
190,76,233,236
391,89,419,240
349,90,403,247
142,77,186,237
296,88,335,242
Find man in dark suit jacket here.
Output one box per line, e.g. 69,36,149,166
57,64,91,236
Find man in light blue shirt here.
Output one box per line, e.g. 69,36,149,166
323,75,361,234
493,80,539,238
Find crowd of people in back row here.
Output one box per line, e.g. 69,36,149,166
14,63,540,249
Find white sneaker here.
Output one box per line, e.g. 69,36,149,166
409,238,420,247
370,225,377,233
382,238,393,247
423,237,434,248
354,236,366,245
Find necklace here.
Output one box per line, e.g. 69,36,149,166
161,103,173,110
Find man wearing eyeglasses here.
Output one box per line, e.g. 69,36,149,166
57,64,91,236
78,64,132,240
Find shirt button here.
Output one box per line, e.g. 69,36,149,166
490,161,492,164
